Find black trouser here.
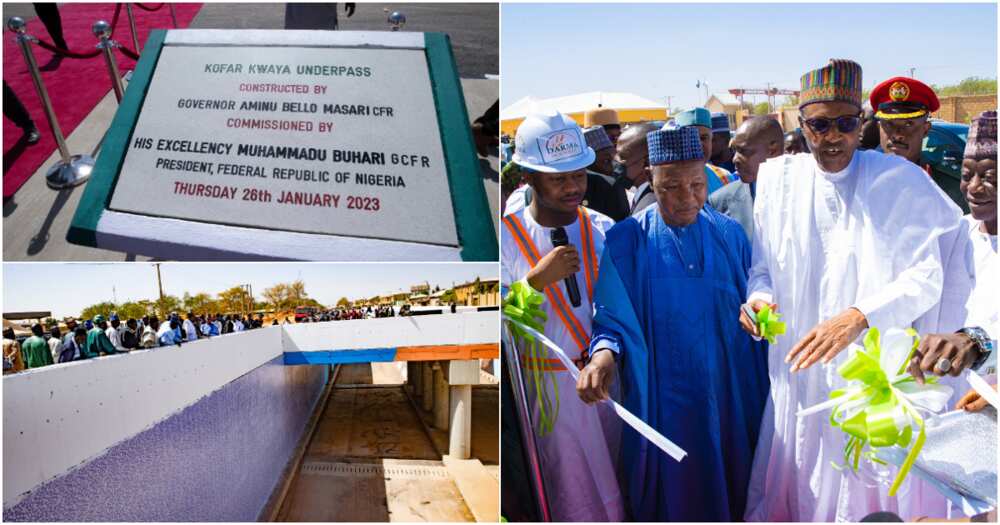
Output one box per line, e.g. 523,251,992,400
3,81,35,130
33,3,68,50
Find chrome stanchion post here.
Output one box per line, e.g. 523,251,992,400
387,11,406,31
168,3,178,28
93,20,124,103
7,16,94,189
502,323,551,521
125,3,140,54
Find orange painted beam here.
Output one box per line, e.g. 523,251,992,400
394,343,499,361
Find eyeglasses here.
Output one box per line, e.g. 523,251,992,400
800,115,861,135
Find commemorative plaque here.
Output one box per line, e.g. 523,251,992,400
68,30,496,261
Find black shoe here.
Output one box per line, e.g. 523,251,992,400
24,127,40,144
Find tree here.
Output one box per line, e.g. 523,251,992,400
118,301,148,320
288,280,308,305
217,286,251,314
336,297,350,307
263,283,290,310
80,301,117,321
933,77,997,97
753,102,771,116
154,295,181,318
183,293,214,314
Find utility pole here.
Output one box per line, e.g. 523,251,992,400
154,263,164,302
112,286,117,305
909,67,916,78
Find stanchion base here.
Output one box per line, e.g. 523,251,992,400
46,154,95,190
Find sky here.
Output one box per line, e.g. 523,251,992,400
2,263,498,318
502,2,998,110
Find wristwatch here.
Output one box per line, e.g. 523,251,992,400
958,326,994,371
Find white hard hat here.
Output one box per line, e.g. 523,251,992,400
512,109,595,173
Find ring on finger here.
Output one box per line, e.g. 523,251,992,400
935,357,951,374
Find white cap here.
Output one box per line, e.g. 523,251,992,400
512,109,595,173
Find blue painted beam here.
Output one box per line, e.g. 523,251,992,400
283,348,397,365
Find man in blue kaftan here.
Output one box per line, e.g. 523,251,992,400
576,126,770,521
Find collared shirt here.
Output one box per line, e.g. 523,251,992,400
106,325,126,352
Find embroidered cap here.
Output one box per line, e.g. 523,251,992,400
965,110,997,159
711,112,731,133
674,107,712,129
647,127,705,166
799,59,864,109
583,125,614,152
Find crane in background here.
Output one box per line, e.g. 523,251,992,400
728,86,801,114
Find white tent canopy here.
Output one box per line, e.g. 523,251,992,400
500,91,666,121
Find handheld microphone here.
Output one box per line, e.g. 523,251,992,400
550,227,582,307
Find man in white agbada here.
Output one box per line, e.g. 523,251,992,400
911,110,997,408
183,312,199,342
105,314,126,352
739,59,962,522
501,109,625,521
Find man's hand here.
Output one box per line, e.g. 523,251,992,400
739,299,778,337
344,3,355,17
526,245,579,292
577,350,615,404
907,333,982,385
787,307,868,372
955,384,996,412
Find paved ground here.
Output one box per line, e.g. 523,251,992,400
3,3,498,261
190,3,498,78
275,363,498,522
3,3,498,78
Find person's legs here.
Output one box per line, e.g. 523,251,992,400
32,3,67,49
3,81,40,143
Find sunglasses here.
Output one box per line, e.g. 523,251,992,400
800,115,861,135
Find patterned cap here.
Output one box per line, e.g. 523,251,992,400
965,110,997,159
799,59,863,109
647,127,704,165
674,107,712,129
711,112,730,133
583,125,613,152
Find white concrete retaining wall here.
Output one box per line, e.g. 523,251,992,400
2,327,282,505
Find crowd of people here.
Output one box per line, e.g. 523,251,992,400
2,301,462,373
501,58,996,522
297,303,413,322
3,311,269,372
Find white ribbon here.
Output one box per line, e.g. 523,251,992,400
504,318,687,462
965,368,1000,410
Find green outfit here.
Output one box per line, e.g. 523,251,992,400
84,328,118,359
21,335,53,369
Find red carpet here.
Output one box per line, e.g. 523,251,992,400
3,3,202,199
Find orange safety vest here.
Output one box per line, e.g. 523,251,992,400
503,207,600,369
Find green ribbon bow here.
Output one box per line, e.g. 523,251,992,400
503,281,559,435
755,304,786,344
797,327,953,497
